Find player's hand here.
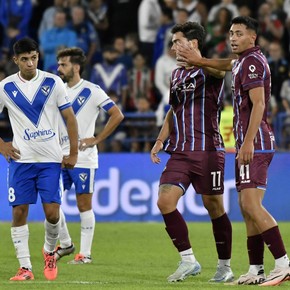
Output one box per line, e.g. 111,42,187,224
150,140,163,164
0,141,20,162
79,137,96,151
62,154,77,169
236,141,254,165
176,42,201,66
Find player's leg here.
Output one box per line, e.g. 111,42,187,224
239,187,290,286
55,170,75,261
237,153,290,286
202,195,233,283
198,151,233,282
67,168,96,264
158,153,201,282
9,162,36,281
39,163,62,280
55,207,75,261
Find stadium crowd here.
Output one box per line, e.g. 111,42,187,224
0,0,290,151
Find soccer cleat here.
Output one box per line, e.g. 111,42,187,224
167,260,201,282
55,244,75,261
237,269,266,285
10,268,34,281
259,267,290,286
43,249,58,280
67,253,92,264
209,265,234,283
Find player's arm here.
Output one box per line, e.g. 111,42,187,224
80,105,124,150
203,67,226,79
176,43,235,71
150,108,173,164
236,87,265,165
0,138,20,161
61,107,78,168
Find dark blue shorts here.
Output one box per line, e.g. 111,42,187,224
8,161,62,206
62,167,96,194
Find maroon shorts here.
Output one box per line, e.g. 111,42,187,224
160,151,225,195
235,152,274,192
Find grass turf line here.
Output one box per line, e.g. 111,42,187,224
0,222,290,289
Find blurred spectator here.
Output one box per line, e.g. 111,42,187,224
258,0,289,59
280,72,290,148
124,33,139,58
128,52,154,111
86,0,109,44
107,0,141,39
206,7,233,56
113,36,133,70
0,0,32,42
138,0,162,67
68,5,100,74
219,101,235,152
38,0,66,39
90,45,129,111
152,6,174,67
175,8,190,24
127,97,157,152
267,41,289,112
237,3,252,17
154,41,176,127
40,9,77,71
207,0,239,23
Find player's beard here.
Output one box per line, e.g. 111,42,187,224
60,68,74,83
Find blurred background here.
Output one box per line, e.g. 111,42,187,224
0,0,290,222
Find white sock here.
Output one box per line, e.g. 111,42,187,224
59,207,72,248
44,219,60,253
275,254,290,268
180,248,196,263
11,224,32,270
80,210,95,257
218,259,231,267
249,264,264,275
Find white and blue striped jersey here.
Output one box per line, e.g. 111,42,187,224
60,79,115,168
0,69,71,163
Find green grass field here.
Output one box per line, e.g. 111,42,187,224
0,222,290,289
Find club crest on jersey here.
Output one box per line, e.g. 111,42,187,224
248,64,258,79
79,173,88,183
41,85,50,96
77,96,86,106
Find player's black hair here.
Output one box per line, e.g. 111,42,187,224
231,16,259,34
57,47,87,75
171,22,206,50
13,37,39,55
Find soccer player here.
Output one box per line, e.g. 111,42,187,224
176,16,290,286
54,47,124,264
150,22,234,283
0,37,78,281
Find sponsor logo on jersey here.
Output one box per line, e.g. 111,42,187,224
248,64,258,79
23,128,55,141
12,91,18,97
79,173,88,183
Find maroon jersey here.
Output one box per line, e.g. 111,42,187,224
231,46,275,152
164,66,225,152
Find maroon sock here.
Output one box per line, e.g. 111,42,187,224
162,209,191,252
262,226,286,259
212,213,232,259
247,234,264,265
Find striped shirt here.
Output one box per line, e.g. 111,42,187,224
164,66,225,152
231,46,275,152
